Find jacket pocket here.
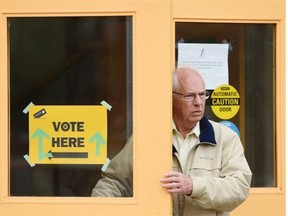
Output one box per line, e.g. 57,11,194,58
188,159,221,177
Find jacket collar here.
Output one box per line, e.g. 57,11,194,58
199,116,217,145
172,116,217,154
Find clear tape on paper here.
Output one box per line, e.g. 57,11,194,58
101,158,111,172
23,154,35,167
23,102,34,114
100,100,112,111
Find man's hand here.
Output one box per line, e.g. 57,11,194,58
160,171,193,195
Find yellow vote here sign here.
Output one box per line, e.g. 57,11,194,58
29,106,107,165
211,84,240,120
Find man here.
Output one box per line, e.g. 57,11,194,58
92,67,252,216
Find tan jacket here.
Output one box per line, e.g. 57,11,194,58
91,135,133,197
91,117,252,216
172,117,252,216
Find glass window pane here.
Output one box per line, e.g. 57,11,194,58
175,22,275,187
9,16,133,196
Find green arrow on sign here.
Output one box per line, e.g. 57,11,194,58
32,128,53,160
89,132,106,157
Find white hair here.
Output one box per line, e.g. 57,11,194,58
172,67,205,91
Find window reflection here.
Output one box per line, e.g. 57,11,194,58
176,22,275,187
9,16,133,196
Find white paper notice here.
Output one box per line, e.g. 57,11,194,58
177,43,229,89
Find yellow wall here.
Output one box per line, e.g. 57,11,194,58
0,0,285,215
172,1,286,215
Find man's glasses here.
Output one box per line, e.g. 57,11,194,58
172,90,210,101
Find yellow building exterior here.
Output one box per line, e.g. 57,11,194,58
0,0,285,215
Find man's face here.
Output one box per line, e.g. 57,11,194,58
173,72,206,127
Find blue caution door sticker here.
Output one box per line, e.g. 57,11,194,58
28,105,107,165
